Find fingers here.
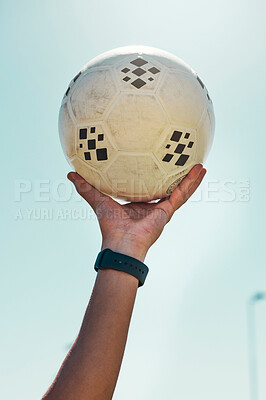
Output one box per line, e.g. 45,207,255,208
178,167,206,204
176,164,203,196
67,172,115,213
157,195,170,204
169,164,205,211
68,166,206,222
156,165,206,221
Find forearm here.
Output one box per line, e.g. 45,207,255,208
43,268,138,400
42,165,205,400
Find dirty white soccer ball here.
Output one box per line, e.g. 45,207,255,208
59,46,215,202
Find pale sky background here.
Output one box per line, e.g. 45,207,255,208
1,1,266,399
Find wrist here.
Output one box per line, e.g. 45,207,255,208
101,235,148,262
95,248,149,287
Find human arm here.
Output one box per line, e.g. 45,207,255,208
42,164,206,400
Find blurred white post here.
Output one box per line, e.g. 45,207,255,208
247,292,266,400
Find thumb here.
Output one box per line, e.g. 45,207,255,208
67,172,108,212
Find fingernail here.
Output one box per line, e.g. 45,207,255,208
67,172,75,182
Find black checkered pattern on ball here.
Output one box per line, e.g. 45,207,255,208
120,58,160,89
79,127,108,161
162,130,194,166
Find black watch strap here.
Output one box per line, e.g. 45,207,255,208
94,248,149,287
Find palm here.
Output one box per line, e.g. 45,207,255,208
122,201,164,223
68,164,206,255
105,201,169,248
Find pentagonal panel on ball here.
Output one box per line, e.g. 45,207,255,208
104,152,166,202
105,94,168,152
115,55,163,92
154,127,197,173
70,69,118,123
76,123,117,171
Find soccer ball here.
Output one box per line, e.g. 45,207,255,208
59,46,215,202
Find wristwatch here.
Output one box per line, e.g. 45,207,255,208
94,248,149,287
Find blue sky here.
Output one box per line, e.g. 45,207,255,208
1,0,266,399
